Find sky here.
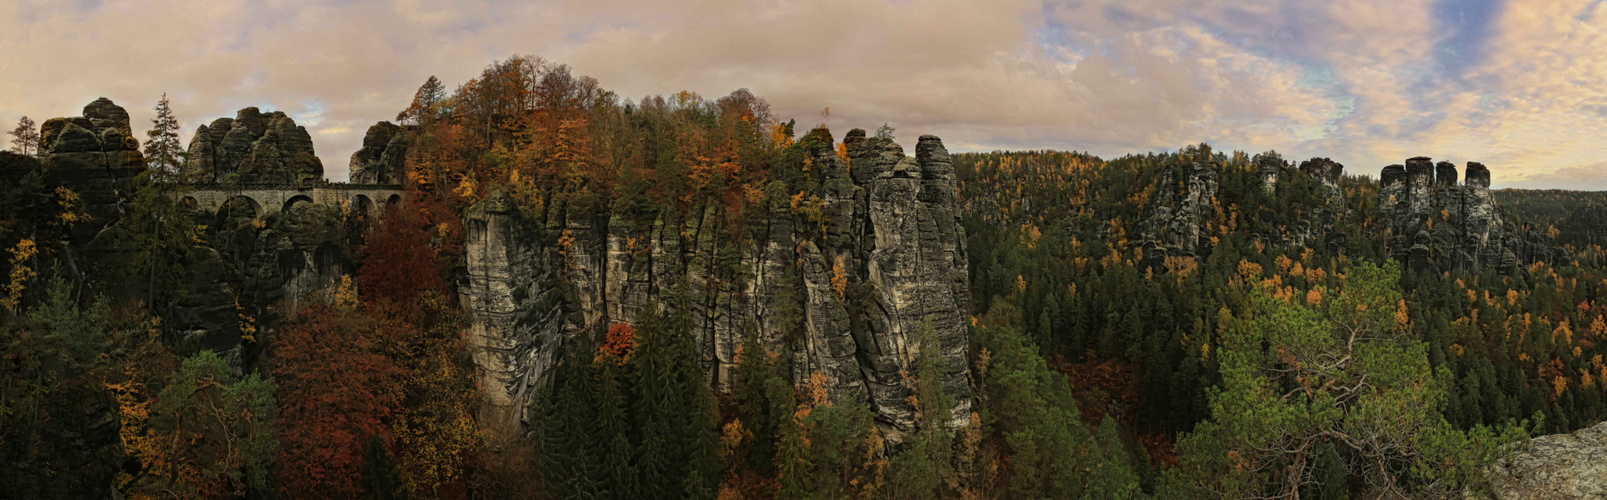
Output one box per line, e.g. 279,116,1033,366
2,0,1605,188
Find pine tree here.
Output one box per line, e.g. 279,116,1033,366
135,350,278,497
7,115,38,156
143,93,184,175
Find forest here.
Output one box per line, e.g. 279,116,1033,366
0,55,1599,499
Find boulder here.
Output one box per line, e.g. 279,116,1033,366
1487,422,1607,499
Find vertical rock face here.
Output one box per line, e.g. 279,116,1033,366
1405,156,1435,216
37,98,146,239
30,99,249,361
1435,161,1458,187
1378,159,1563,273
1486,421,1607,499
184,107,323,184
1256,152,1283,193
1137,162,1220,266
348,121,412,184
1466,162,1491,188
461,129,973,441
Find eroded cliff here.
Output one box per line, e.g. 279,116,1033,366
462,128,973,441
184,107,324,184
1378,158,1564,273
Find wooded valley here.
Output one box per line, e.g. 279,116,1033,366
2,56,1602,499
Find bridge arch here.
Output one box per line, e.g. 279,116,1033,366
386,194,402,207
282,195,314,214
221,195,262,220
350,194,375,218
179,196,198,212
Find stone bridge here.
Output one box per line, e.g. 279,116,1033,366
182,182,405,220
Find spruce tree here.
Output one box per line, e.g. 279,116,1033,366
888,319,954,499
360,435,409,500
538,343,602,498
628,298,720,498
734,327,793,474
774,414,816,500
143,93,184,175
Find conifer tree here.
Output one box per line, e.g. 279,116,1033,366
7,115,38,156
360,435,409,500
734,328,794,475
628,296,721,499
398,76,446,126
537,341,602,498
144,93,184,175
889,319,955,499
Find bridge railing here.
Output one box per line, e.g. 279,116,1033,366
188,182,405,191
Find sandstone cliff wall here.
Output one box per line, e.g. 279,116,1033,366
461,128,974,441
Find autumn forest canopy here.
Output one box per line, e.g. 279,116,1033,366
2,54,1605,499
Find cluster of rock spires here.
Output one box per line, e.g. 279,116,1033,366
1378,157,1564,273
184,107,323,184
1136,151,1563,276
1137,153,1349,268
461,127,973,442
347,121,413,184
1137,160,1219,264
11,99,1595,482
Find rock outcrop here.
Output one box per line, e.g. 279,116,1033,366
462,128,972,443
185,107,323,184
1137,161,1219,266
36,98,146,239
1137,154,1350,266
1377,159,1564,274
348,121,411,184
1487,421,1607,499
1299,157,1344,188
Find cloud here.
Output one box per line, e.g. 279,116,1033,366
0,0,1603,187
